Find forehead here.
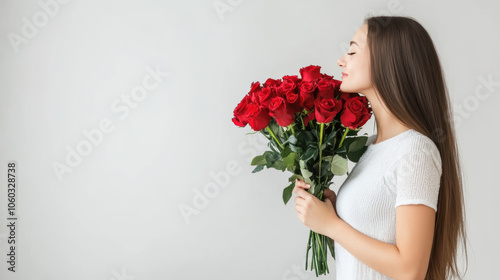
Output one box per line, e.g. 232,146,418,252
351,24,368,48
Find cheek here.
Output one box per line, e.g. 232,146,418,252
353,58,371,85
360,55,372,82
340,61,371,93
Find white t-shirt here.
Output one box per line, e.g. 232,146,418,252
334,128,442,280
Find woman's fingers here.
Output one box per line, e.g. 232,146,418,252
295,178,310,189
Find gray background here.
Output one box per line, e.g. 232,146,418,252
0,0,498,279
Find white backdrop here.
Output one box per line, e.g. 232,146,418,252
0,0,499,279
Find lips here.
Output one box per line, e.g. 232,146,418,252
342,72,348,78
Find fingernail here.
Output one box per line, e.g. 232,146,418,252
306,184,310,188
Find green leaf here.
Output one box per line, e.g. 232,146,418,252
301,147,318,162
347,145,368,162
264,151,280,167
320,143,327,150
311,129,319,140
300,168,313,179
299,160,313,179
280,146,293,158
320,160,331,177
331,154,348,176
272,160,287,171
283,182,295,205
251,165,264,173
325,129,337,145
268,142,279,153
269,119,281,136
336,144,347,154
282,152,297,167
348,136,368,152
289,144,303,154
251,155,267,166
288,174,304,182
341,137,356,150
282,134,298,145
297,130,314,143
346,128,360,136
322,155,333,162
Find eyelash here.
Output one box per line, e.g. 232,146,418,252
347,52,356,55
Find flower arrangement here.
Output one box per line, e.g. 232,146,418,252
232,65,372,276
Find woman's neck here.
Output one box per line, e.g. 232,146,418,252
368,94,411,144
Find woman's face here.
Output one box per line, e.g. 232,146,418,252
337,23,373,96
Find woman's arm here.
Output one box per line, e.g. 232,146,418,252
328,204,436,280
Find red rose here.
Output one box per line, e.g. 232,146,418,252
299,81,316,94
232,95,252,127
249,81,261,94
285,91,301,114
300,91,315,112
297,80,316,111
317,77,334,99
268,96,294,127
299,65,322,82
258,87,275,110
246,103,272,131
340,96,372,129
264,78,281,88
314,97,342,123
282,75,301,83
331,79,342,92
248,81,262,104
278,79,296,95
321,73,334,80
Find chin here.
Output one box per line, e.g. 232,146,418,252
340,83,355,93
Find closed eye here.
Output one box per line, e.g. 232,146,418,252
347,52,356,55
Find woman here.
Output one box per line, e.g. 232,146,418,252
293,16,469,280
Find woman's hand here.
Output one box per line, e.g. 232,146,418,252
293,178,340,236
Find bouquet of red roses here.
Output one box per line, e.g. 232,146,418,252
232,65,372,277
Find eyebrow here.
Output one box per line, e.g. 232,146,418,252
350,41,359,47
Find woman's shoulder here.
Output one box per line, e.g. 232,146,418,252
400,129,439,152
396,129,442,168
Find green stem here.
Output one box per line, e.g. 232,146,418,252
298,114,305,130
265,126,284,150
305,230,312,270
259,130,271,141
338,127,350,148
312,233,319,277
318,122,325,183
317,233,325,274
290,125,296,136
323,235,330,273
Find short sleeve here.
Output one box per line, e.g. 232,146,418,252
394,139,442,212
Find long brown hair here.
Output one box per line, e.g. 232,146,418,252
363,15,469,279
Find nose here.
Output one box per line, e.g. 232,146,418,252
337,57,345,68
